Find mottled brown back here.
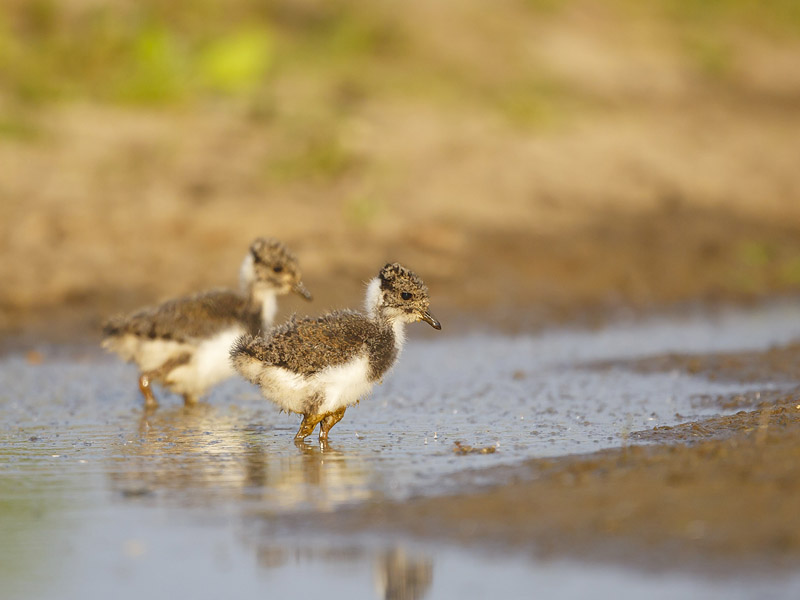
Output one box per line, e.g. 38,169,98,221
103,289,260,342
232,310,397,379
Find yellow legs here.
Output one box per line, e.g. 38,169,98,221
294,413,325,441
319,408,346,442
294,407,347,442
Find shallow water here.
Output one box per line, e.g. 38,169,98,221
3,303,800,599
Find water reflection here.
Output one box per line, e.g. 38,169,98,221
377,548,434,600
103,405,432,598
107,403,374,511
248,541,433,600
0,433,77,600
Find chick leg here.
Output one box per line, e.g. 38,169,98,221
319,408,347,442
295,413,325,440
138,353,192,409
138,373,158,409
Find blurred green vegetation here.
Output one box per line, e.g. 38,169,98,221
266,122,357,182
0,0,409,106
0,0,277,104
731,241,800,293
781,258,800,285
658,0,800,35
1,0,798,195
653,0,800,81
344,195,383,227
0,110,40,140
2,0,797,111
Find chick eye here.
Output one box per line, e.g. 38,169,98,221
401,292,413,300
273,265,284,273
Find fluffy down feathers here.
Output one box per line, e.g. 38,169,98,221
103,289,261,343
231,310,397,381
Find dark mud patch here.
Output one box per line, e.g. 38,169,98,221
589,341,800,385
634,390,800,443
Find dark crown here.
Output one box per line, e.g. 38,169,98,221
379,262,426,292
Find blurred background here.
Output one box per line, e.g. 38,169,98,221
2,0,800,346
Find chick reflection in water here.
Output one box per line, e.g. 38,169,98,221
267,441,372,511
249,544,433,600
376,548,433,600
109,405,372,511
109,404,265,503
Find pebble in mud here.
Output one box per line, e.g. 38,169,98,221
452,441,497,455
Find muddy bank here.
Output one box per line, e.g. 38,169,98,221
272,339,800,574
5,202,800,351
592,341,800,385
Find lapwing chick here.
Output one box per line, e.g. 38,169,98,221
231,263,441,443
102,238,312,408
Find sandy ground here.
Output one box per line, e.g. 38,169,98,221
2,2,800,347
3,101,800,345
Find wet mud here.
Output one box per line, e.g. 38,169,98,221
591,341,800,386
3,306,800,599
275,337,800,575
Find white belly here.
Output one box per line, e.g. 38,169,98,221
256,355,374,415
102,334,191,372
103,326,244,398
165,327,244,397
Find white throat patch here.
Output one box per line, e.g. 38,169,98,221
240,252,278,329
364,276,406,352
364,277,382,317
257,290,278,329
239,253,255,293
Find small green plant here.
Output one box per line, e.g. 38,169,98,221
267,128,357,183
0,114,40,140
684,35,734,80
344,195,382,227
779,257,800,285
198,28,273,94
738,241,773,268
113,25,189,104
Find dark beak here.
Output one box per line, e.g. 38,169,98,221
293,281,313,301
421,310,442,330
